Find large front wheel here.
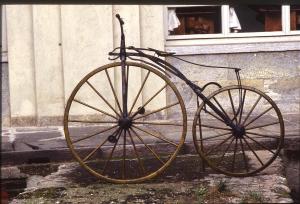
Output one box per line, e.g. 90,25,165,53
192,85,284,177
64,62,187,183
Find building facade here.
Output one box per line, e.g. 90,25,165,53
1,5,300,127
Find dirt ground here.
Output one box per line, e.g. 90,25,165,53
2,153,293,204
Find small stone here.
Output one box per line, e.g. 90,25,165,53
278,198,293,203
1,167,27,179
273,184,291,194
277,176,287,185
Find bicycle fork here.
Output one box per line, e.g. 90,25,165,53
121,60,128,117
193,87,237,130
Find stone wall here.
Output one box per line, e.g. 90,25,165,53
166,51,300,125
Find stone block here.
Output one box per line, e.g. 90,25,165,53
227,51,300,80
13,129,66,151
1,136,13,152
264,77,300,103
167,55,229,82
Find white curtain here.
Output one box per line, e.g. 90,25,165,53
168,9,180,32
229,7,241,32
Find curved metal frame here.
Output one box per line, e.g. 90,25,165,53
111,14,243,132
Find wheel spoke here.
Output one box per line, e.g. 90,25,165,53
215,137,235,167
73,125,118,144
200,124,231,131
238,90,247,124
73,99,118,120
205,135,233,156
246,131,280,139
212,96,231,122
102,129,123,175
133,121,182,126
203,108,225,123
126,65,129,99
128,71,151,115
131,84,168,118
68,119,117,124
244,106,273,127
244,134,276,154
197,99,206,171
246,121,280,130
105,69,123,115
242,137,264,166
127,129,146,175
130,127,165,165
86,80,121,117
231,138,238,172
239,138,249,172
132,125,178,147
122,130,127,179
196,132,232,141
228,89,237,122
242,95,262,126
83,128,120,162
83,138,108,162
133,102,179,121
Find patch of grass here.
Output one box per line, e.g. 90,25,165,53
216,179,228,193
194,186,207,204
191,180,234,204
240,191,264,203
16,187,66,199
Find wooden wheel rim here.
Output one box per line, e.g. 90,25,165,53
64,62,187,183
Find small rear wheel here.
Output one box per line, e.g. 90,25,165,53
64,62,187,183
192,85,284,176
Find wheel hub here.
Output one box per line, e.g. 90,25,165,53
232,125,245,138
118,117,132,130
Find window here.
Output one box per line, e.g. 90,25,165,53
231,5,282,33
169,6,222,35
166,5,300,40
291,5,300,30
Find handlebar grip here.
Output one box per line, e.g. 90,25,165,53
115,14,124,25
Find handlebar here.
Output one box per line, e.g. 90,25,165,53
115,14,124,25
147,47,176,56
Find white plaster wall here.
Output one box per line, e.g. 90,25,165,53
6,5,37,120
1,6,8,62
32,5,65,119
140,6,166,110
5,5,165,126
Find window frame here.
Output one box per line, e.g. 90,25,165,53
165,5,300,42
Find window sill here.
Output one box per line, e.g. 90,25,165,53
165,35,300,55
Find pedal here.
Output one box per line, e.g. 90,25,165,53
108,135,118,143
137,106,145,114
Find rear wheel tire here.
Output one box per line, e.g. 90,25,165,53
192,85,284,176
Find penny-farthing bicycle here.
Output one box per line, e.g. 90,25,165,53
64,14,284,183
